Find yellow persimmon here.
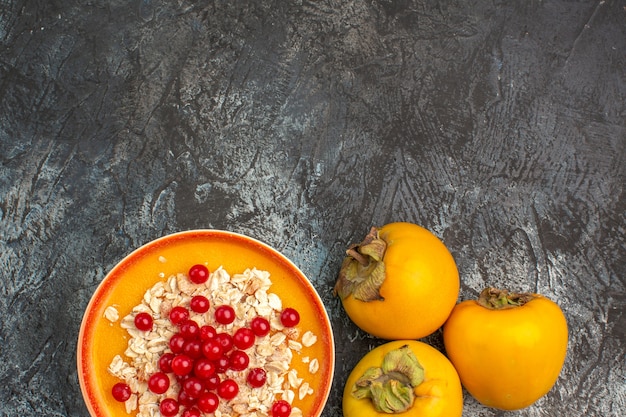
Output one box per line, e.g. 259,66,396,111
334,222,459,339
443,288,568,410
343,340,463,417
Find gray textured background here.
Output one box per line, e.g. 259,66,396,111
1,1,625,416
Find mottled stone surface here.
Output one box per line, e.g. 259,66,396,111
0,1,624,416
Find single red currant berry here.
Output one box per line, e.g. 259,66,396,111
214,305,236,325
233,327,255,350
214,332,234,352
217,378,239,400
197,392,219,413
170,306,190,325
177,389,196,407
180,319,200,340
183,377,205,398
193,358,216,379
229,350,250,371
169,333,186,354
148,372,170,394
271,399,292,417
214,355,230,373
183,340,202,359
201,339,223,361
111,382,131,402
188,264,210,284
134,312,153,331
190,295,210,313
199,325,217,341
246,367,267,388
204,374,221,390
159,398,179,416
158,352,175,373
250,316,271,337
182,407,202,417
171,354,194,376
280,308,300,327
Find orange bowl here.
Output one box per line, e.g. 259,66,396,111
77,230,335,417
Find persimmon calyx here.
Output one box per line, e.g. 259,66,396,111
478,287,537,310
352,345,425,413
333,227,387,302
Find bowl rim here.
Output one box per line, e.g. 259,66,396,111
77,228,335,417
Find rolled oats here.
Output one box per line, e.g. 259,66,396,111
125,394,138,413
298,382,313,400
308,358,320,374
301,331,317,347
104,305,120,322
287,369,303,389
288,340,303,352
283,389,295,404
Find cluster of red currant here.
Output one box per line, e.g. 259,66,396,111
111,264,300,417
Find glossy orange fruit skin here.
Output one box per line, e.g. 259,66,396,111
443,295,568,410
343,340,463,417
341,222,460,339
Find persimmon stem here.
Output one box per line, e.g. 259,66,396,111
334,227,388,302
478,287,536,309
352,345,424,414
346,247,369,266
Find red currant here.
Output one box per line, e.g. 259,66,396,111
183,377,205,398
197,392,219,413
193,358,216,379
148,372,170,394
182,407,202,417
280,308,300,327
214,355,230,373
250,316,271,337
111,382,131,402
171,354,194,376
214,332,234,352
233,327,255,350
199,325,217,341
177,389,196,407
188,264,210,284
217,378,239,400
201,339,223,361
229,350,250,371
183,340,202,359
204,374,221,390
190,295,210,313
214,305,236,325
158,352,175,373
170,306,190,325
169,333,186,354
180,319,200,340
159,398,179,416
246,367,267,388
134,312,153,331
271,399,292,417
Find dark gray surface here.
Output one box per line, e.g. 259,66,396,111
1,1,624,416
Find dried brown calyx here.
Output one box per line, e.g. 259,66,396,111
333,227,387,302
477,287,537,309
